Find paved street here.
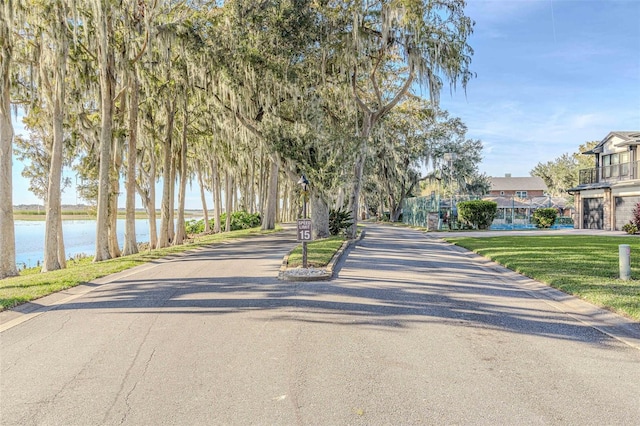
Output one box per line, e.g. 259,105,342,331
2,224,640,425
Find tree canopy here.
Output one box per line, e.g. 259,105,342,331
1,0,483,277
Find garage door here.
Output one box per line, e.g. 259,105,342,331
615,196,640,230
583,198,603,229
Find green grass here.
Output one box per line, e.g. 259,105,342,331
0,226,281,311
446,235,640,321
287,235,345,268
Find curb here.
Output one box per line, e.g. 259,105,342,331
279,230,366,281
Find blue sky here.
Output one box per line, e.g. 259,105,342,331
11,0,640,207
439,0,640,178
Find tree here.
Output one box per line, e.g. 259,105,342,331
530,154,576,196
575,141,598,172
122,0,156,256
364,100,487,221
92,1,117,262
324,0,474,237
0,0,21,279
39,0,70,271
531,141,598,196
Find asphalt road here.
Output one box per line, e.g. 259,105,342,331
1,224,640,425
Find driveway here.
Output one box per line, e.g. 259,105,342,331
1,224,639,425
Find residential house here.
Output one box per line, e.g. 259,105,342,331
569,131,640,230
489,174,547,198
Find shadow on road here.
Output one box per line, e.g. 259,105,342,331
46,224,633,349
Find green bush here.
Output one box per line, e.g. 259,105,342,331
329,208,353,236
222,211,262,230
532,208,558,228
622,222,638,235
185,211,261,234
457,200,497,230
185,219,205,234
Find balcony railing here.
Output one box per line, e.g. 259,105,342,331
579,160,640,185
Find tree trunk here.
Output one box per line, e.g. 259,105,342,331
249,154,256,214
108,136,122,259
346,138,368,238
225,170,233,232
57,213,66,268
335,187,345,210
258,148,266,216
136,146,157,250
169,154,176,242
123,74,139,256
261,159,278,230
196,159,209,233
289,187,297,222
174,106,188,245
281,179,289,222
211,157,222,233
0,72,18,278
42,69,65,272
310,191,330,239
158,99,175,248
94,7,115,262
42,6,69,271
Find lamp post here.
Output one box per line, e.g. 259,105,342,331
298,174,310,268
444,153,456,229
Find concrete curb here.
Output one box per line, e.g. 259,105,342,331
279,230,366,282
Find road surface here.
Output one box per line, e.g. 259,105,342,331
2,224,639,425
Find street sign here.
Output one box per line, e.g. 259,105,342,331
297,219,312,241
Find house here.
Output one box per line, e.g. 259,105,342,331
489,174,547,198
569,131,640,230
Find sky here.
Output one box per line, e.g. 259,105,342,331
10,0,640,208
439,0,640,178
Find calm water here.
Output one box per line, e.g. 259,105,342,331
14,219,153,269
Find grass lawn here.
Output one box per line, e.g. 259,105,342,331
0,226,281,311
446,235,640,321
287,235,345,268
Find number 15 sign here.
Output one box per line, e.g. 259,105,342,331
297,219,312,241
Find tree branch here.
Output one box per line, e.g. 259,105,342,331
352,66,371,116
374,71,414,122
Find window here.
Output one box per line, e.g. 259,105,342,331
500,191,504,195
602,152,630,178
515,191,527,198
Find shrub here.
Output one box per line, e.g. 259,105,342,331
457,200,497,230
632,202,640,228
532,208,558,228
329,208,353,236
185,219,205,234
622,222,638,235
185,211,261,234
223,211,262,230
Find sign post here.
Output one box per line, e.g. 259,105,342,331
297,174,311,268
297,219,312,268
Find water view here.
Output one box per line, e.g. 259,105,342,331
14,219,154,269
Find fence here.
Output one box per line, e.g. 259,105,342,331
402,195,574,230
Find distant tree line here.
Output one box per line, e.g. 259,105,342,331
530,141,597,197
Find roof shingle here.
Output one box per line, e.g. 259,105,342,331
490,176,547,191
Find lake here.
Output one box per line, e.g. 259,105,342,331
14,219,155,269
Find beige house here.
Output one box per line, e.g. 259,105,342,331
489,175,547,198
569,131,640,230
